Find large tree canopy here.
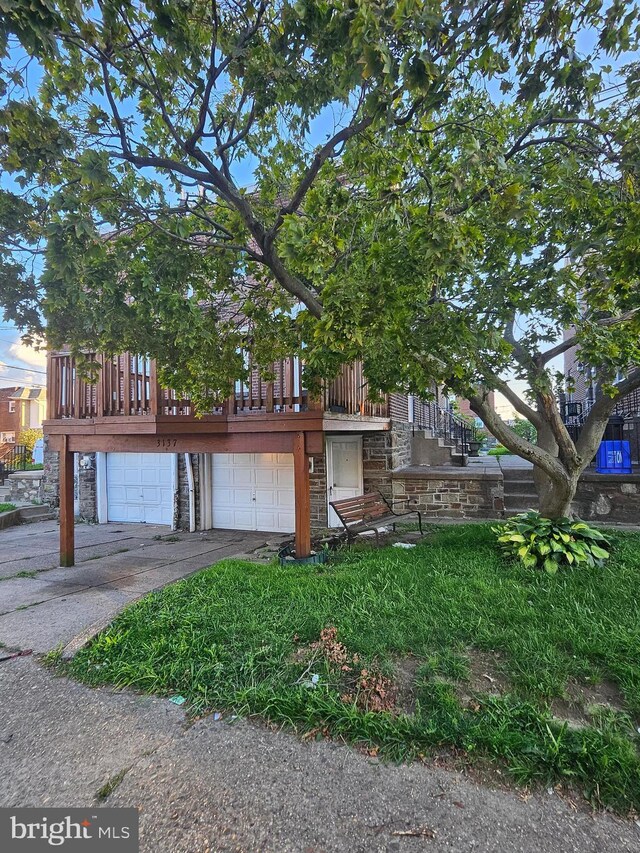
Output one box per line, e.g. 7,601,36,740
1,0,640,516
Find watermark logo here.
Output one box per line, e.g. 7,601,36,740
0,809,138,851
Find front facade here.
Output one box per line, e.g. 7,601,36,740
0,386,46,446
563,331,640,463
44,351,424,564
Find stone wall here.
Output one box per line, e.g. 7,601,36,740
77,453,97,522
8,471,45,505
362,424,413,503
310,452,328,529
392,467,505,519
177,453,199,531
573,473,640,524
42,436,59,508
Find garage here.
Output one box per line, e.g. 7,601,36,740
211,453,295,533
105,452,174,525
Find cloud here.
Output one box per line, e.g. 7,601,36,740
8,340,47,368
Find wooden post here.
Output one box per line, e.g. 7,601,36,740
59,434,75,567
293,431,311,558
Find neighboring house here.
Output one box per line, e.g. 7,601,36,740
0,386,46,445
43,351,473,564
562,329,640,461
454,393,496,425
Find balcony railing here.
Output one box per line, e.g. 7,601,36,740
47,352,389,421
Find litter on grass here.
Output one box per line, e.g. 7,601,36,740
393,542,416,549
169,695,186,706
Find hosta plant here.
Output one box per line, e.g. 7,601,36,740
492,512,611,574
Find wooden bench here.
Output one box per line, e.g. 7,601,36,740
329,492,423,545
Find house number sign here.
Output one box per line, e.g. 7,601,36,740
156,438,179,448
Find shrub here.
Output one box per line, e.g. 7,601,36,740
18,428,43,454
492,511,611,574
487,445,512,456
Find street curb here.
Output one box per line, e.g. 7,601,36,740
0,508,21,530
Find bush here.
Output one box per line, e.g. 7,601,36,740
18,428,43,455
492,511,611,574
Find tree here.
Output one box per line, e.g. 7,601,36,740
510,419,537,446
294,89,640,517
1,1,639,517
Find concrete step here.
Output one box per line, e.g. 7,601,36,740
503,494,540,511
18,505,56,524
501,467,535,481
504,481,538,496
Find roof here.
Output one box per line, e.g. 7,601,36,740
0,386,20,400
5,387,46,401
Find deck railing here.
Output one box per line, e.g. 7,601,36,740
47,352,389,420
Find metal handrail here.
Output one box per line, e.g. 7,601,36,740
0,444,30,484
412,401,474,457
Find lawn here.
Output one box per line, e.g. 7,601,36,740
67,524,640,813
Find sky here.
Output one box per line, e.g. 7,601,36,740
0,325,47,390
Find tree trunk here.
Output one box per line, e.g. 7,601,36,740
533,421,578,518
536,470,578,518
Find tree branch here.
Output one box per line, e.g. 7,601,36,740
575,368,640,462
468,390,569,482
537,308,640,364
267,114,374,241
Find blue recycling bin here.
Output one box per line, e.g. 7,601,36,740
596,440,632,474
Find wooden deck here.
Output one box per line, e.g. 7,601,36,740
47,352,389,422
45,351,391,566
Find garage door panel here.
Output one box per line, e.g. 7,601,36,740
107,453,173,525
212,453,295,533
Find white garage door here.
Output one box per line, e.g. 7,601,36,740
212,453,295,533
106,452,173,525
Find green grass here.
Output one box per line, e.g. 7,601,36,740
68,524,640,813
0,502,16,513
487,445,513,456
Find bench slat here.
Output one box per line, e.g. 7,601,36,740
329,491,423,544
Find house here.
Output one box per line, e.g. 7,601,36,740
0,386,46,446
43,351,479,565
562,331,640,461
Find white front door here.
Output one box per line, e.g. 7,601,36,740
326,436,363,527
211,453,295,533
106,452,173,524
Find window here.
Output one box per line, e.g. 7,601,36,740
8,401,15,413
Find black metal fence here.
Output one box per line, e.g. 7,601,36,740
563,413,639,469
0,445,30,484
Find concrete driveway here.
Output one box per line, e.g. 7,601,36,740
0,521,275,652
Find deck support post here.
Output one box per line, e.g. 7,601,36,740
293,431,311,558
59,434,75,567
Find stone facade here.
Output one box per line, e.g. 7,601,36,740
42,436,59,508
362,423,413,503
77,453,97,522
310,452,328,529
177,453,199,531
8,471,45,505
573,473,640,524
392,467,505,519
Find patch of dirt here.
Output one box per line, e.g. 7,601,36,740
455,650,511,708
551,677,627,728
393,655,422,715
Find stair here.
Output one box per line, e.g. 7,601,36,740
411,431,468,467
0,485,12,502
502,467,539,515
18,505,56,524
